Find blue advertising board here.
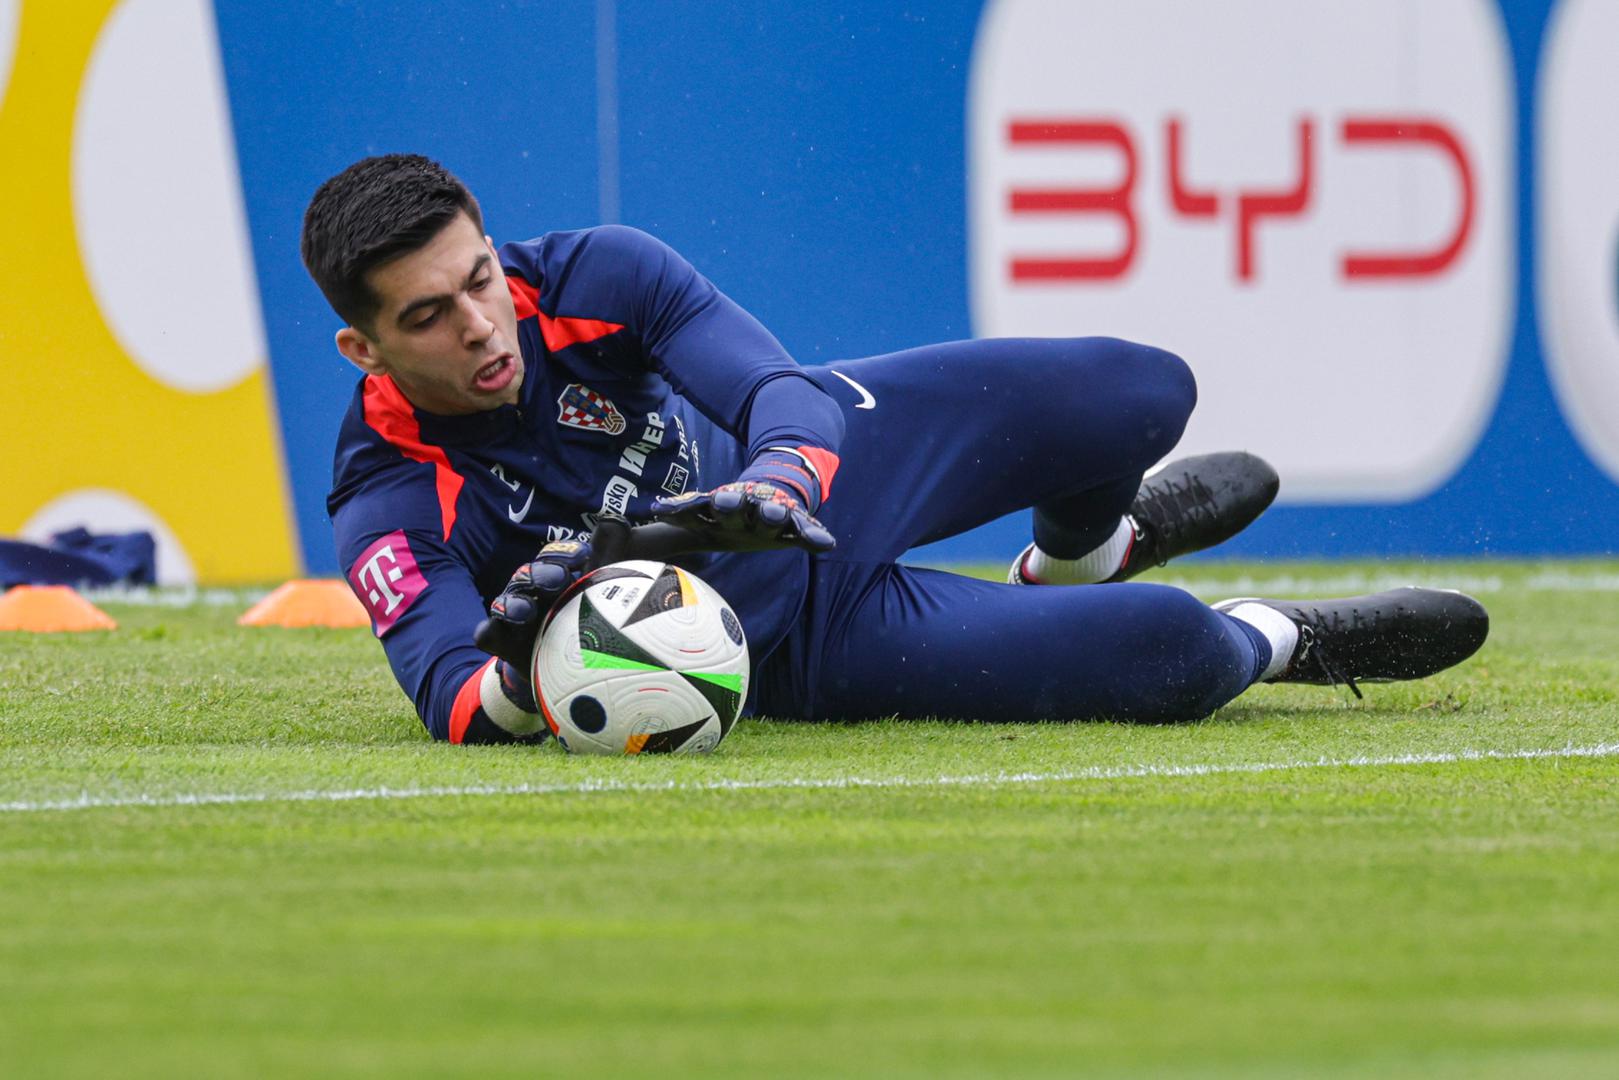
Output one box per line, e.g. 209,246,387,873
212,0,1618,574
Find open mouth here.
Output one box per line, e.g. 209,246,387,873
474,353,516,392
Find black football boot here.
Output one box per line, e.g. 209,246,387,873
1010,451,1280,584
1107,451,1280,582
1213,587,1490,698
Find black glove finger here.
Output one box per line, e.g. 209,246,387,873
493,564,561,610
537,539,593,571
648,491,704,518
709,485,747,518
646,493,723,539
650,482,834,553
476,539,593,670
473,615,537,670
589,513,632,569
788,508,837,552
491,591,542,628
752,493,790,529
476,585,546,664
527,561,574,595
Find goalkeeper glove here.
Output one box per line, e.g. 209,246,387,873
473,538,594,670
648,448,836,553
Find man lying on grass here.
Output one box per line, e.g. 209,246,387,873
302,154,1488,744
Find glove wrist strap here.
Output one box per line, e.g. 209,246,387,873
747,447,834,512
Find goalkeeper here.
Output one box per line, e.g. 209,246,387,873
306,154,1487,744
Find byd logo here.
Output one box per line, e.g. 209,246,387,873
967,0,1513,501
1003,116,1474,284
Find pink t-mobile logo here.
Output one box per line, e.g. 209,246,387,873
349,530,426,636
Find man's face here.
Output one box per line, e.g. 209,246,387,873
335,212,523,415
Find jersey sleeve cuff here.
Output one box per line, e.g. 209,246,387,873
449,658,546,744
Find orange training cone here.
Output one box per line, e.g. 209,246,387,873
0,585,118,632
238,579,370,629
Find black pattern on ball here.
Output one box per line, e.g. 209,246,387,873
623,566,688,627
721,607,744,646
636,717,710,754
569,695,608,734
577,594,665,668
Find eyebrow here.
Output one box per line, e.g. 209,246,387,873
393,253,494,328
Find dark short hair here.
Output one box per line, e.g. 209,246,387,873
300,154,484,332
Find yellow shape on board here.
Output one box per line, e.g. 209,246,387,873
0,0,299,583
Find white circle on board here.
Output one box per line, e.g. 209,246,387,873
1537,0,1619,485
21,488,196,586
72,0,267,395
0,0,19,108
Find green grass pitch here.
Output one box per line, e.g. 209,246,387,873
2,559,1617,1078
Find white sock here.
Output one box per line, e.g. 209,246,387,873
1220,602,1299,681
1022,517,1136,585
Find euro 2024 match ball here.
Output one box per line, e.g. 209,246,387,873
533,560,749,755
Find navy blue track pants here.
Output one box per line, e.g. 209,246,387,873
752,338,1272,723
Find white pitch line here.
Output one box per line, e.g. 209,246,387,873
2,742,1617,816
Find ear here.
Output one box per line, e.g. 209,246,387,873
336,326,387,376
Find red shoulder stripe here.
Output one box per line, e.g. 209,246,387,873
538,314,625,353
506,275,539,320
362,375,464,542
503,273,624,352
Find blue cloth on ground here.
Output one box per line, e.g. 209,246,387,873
0,528,157,588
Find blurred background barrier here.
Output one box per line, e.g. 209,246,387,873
1,0,1613,584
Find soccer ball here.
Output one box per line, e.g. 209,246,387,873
533,560,748,755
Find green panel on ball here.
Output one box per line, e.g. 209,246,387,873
680,671,743,735
576,594,668,669
581,650,663,672
687,671,744,693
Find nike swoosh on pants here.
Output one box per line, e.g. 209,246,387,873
830,369,876,409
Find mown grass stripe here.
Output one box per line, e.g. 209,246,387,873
2,742,1615,816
